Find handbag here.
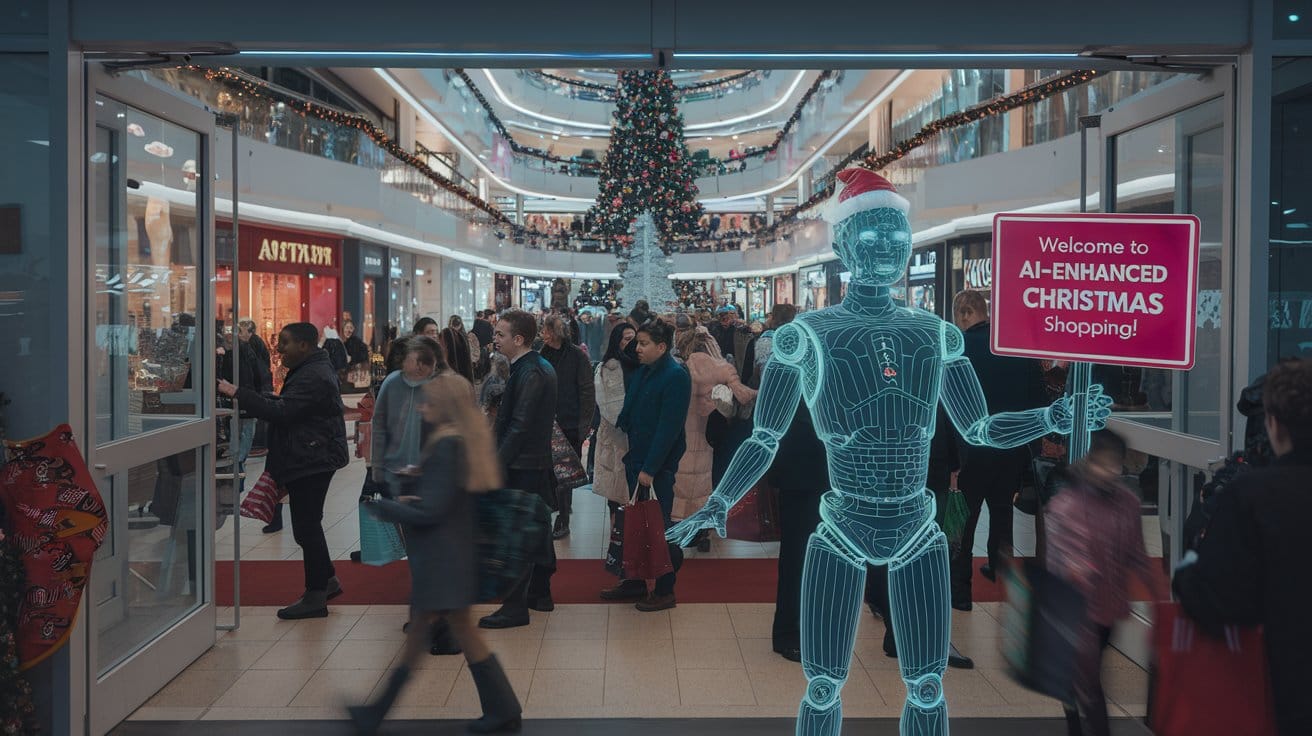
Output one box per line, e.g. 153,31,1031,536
939,488,970,549
724,483,781,542
358,503,406,566
239,470,282,524
621,484,674,580
1148,601,1277,736
550,423,589,491
603,505,626,578
998,557,1087,702
475,488,552,602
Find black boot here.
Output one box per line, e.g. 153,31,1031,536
262,503,284,534
466,655,522,733
430,617,462,656
348,665,410,735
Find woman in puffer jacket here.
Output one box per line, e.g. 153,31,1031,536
592,323,637,507
672,326,757,522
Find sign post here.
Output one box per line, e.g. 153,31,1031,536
990,209,1201,460
1070,116,1100,462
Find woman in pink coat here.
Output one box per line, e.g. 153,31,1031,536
673,326,757,523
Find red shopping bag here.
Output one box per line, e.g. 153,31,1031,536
724,483,781,542
621,486,673,580
239,471,283,524
1149,601,1277,736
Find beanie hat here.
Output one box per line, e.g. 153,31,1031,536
823,168,909,224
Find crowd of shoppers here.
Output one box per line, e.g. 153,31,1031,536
218,286,1311,735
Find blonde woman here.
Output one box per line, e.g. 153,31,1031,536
350,373,521,735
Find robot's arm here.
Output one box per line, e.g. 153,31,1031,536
938,319,1070,448
941,356,1061,448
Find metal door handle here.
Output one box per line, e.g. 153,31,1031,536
93,464,107,470
214,473,246,481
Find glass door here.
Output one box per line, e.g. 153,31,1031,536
85,66,217,733
1094,71,1233,664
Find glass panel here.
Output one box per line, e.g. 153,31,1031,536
92,96,203,443
362,277,377,349
0,55,54,441
1108,97,1225,440
1270,58,1312,367
307,274,338,333
96,448,203,675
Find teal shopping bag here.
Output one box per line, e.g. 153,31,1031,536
359,503,406,566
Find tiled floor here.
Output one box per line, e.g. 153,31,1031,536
130,600,1150,723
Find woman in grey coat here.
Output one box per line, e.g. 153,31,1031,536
350,372,522,734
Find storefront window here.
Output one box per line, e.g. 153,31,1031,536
0,54,53,441
362,277,377,349
390,253,414,330
307,273,338,334
1270,58,1312,367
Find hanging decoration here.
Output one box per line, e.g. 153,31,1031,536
186,66,514,226
588,70,705,240
759,69,1103,239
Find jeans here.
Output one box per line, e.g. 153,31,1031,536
772,487,825,649
557,427,584,517
499,467,558,615
624,464,682,597
285,471,337,592
1065,624,1113,736
237,418,257,469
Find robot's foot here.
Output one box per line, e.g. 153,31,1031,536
796,701,843,736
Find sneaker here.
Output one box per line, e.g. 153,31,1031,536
599,581,648,601
635,593,676,612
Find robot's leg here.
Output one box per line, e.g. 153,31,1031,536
796,523,867,736
888,524,952,736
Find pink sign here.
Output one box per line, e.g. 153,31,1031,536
990,213,1201,370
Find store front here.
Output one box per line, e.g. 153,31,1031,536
494,272,514,311
906,244,944,316
799,265,827,311
342,239,388,349
518,276,552,312
217,222,342,386
442,260,477,323
947,236,993,301
389,251,416,332
773,274,795,306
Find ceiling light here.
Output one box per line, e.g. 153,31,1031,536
674,51,1081,61
551,134,560,140
239,50,650,60
705,137,713,141
1290,13,1301,21
732,135,740,140
1285,208,1297,215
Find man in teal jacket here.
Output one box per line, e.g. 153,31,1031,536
617,319,692,612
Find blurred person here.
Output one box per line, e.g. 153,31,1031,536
342,320,370,388
480,309,559,629
218,322,349,619
228,319,271,468
540,314,595,539
951,289,1047,609
1174,358,1312,735
470,309,495,350
350,373,522,735
321,325,348,382
347,337,414,564
479,352,511,412
1046,429,1162,736
413,316,439,339
615,320,692,611
448,314,467,334
742,303,797,389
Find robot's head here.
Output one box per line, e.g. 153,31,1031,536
824,168,912,287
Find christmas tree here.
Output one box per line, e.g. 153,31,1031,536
588,70,705,240
617,213,678,311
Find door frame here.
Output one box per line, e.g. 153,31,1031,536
83,65,218,734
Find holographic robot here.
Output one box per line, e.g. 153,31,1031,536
669,168,1112,736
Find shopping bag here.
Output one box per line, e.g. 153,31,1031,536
1148,601,1277,736
551,423,589,491
475,488,552,602
621,486,674,580
358,504,406,566
239,471,282,523
724,484,781,542
603,505,626,578
998,557,1087,702
1,424,108,670
939,489,970,548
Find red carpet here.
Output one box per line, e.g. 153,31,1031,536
216,558,1167,607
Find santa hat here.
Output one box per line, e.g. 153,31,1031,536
823,168,909,224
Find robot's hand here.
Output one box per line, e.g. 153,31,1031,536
666,495,728,546
1047,384,1113,434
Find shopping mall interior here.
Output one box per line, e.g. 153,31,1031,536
1,1,1309,734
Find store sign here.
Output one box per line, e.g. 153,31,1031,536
963,257,992,290
990,213,1200,370
362,250,385,276
257,238,334,267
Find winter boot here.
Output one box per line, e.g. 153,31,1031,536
276,589,328,620
262,503,284,534
348,665,410,735
466,654,522,733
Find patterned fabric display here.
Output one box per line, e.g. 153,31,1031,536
550,423,589,491
0,425,108,670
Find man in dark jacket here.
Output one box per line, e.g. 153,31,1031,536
617,320,692,612
950,290,1046,609
470,309,495,349
480,309,559,629
540,313,596,540
1173,358,1312,735
219,322,349,620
